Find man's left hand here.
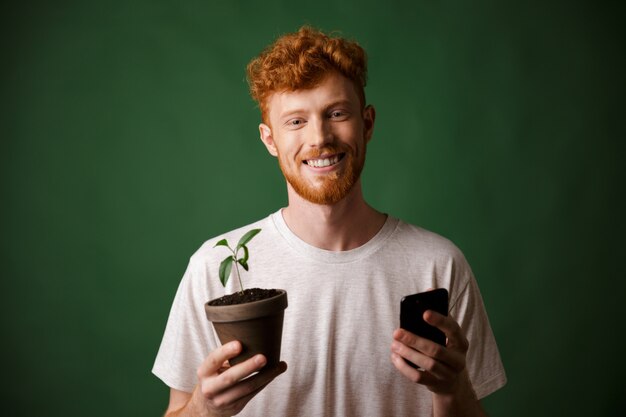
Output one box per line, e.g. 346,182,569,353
390,310,470,395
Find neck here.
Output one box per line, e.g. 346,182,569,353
282,180,387,251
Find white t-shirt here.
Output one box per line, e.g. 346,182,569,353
153,210,506,416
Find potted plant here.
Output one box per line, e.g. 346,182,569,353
204,229,288,366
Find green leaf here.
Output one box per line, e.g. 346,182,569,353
218,257,234,286
214,239,230,248
238,258,249,271
240,245,249,264
236,229,261,251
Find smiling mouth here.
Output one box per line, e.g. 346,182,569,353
304,153,345,168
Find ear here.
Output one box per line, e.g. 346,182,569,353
363,105,376,143
259,123,278,157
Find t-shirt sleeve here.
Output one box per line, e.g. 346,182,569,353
152,258,221,393
449,259,507,399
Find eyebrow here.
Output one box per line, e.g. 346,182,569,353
278,108,306,121
324,99,353,111
278,99,355,121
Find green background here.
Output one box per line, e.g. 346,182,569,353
2,0,624,415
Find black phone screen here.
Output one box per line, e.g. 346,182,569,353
400,288,449,346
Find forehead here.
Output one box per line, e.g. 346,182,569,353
266,72,361,120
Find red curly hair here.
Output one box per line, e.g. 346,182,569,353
246,26,368,122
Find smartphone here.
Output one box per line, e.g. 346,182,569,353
400,288,449,346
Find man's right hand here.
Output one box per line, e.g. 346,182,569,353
165,341,288,417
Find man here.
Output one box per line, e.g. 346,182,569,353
153,26,506,417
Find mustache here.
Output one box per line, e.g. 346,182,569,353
299,145,349,161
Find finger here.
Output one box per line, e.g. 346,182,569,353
422,310,459,336
222,381,267,416
393,328,464,372
423,311,469,353
390,352,439,386
207,354,269,394
197,341,242,378
391,340,454,380
217,361,231,374
393,328,448,362
210,361,288,408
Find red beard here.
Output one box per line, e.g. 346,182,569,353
277,144,366,205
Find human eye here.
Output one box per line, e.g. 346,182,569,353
329,110,349,120
285,118,306,129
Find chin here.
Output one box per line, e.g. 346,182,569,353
291,177,358,205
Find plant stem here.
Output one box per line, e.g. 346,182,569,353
234,261,244,293
231,249,244,293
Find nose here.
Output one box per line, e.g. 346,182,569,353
308,117,333,147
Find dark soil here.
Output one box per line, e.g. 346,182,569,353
208,288,281,306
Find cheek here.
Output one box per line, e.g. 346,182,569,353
280,133,303,158
339,122,364,142
276,143,299,166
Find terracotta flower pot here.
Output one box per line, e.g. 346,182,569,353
205,289,288,366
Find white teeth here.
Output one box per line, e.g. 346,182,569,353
307,155,340,168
